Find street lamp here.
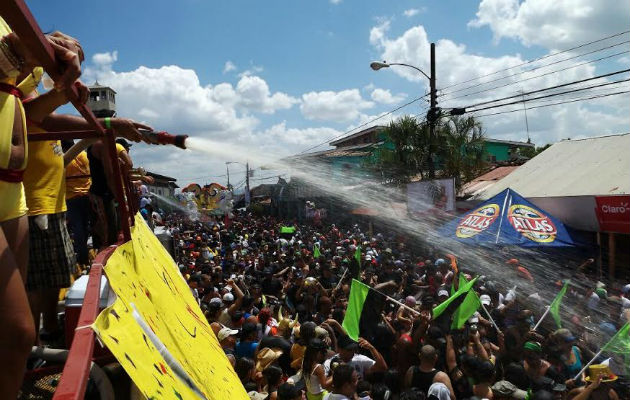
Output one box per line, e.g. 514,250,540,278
370,43,437,178
370,61,430,80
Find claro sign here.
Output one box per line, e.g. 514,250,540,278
595,196,630,233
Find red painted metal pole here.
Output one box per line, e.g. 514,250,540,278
105,129,132,241
52,245,117,400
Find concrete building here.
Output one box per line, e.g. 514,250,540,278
145,172,178,198
474,133,630,280
87,82,116,118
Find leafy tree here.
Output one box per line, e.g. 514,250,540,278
365,114,487,190
518,143,551,159
435,115,487,190
365,115,429,186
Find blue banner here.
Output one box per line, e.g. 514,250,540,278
439,188,577,247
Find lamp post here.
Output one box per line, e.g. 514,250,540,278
225,161,237,191
225,161,251,206
370,42,437,178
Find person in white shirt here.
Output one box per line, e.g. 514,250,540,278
323,335,387,380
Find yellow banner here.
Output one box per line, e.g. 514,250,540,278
93,213,248,400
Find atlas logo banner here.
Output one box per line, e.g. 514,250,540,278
456,204,500,238
508,204,557,243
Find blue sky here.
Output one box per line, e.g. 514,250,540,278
27,0,630,186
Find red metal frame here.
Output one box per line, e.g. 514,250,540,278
0,1,139,398
52,246,118,400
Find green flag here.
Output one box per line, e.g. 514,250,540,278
280,226,295,234
433,276,478,320
603,322,630,355
342,279,385,341
451,275,482,330
354,245,361,265
549,280,570,328
602,322,630,372
313,243,321,259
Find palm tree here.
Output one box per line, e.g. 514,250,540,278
366,115,430,186
435,115,487,189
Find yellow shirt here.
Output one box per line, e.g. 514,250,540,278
66,150,91,199
23,133,66,215
0,17,26,171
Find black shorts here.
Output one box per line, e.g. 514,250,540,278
26,212,76,291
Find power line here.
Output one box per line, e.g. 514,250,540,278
461,69,630,111
439,39,630,99
438,30,630,92
466,77,630,113
439,49,629,105
297,96,428,155
469,90,630,119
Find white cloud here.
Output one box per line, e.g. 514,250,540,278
300,89,374,123
363,83,375,92
370,88,407,104
330,0,342,4
468,0,630,49
92,51,118,68
235,75,299,114
239,65,264,78
81,54,326,185
368,19,630,148
223,60,236,73
403,8,425,17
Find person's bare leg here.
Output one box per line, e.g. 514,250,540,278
0,216,35,398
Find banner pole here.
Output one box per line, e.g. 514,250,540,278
573,348,603,381
334,268,349,292
367,285,420,315
533,306,551,331
480,302,501,334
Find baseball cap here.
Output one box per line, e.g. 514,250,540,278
223,292,235,302
480,294,491,306
437,289,449,298
217,327,239,342
209,297,223,307
116,138,132,149
492,380,527,399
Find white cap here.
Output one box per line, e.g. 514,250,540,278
223,293,235,302
217,327,239,341
209,297,223,306
480,294,491,306
437,289,449,298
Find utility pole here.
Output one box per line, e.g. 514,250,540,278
245,161,251,207
226,162,231,191
519,89,531,143
428,42,437,179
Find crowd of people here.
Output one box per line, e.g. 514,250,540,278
1,7,629,400
160,211,630,400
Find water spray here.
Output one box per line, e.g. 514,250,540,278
139,129,188,149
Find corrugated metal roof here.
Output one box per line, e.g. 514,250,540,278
474,133,630,200
459,166,519,197
329,125,386,146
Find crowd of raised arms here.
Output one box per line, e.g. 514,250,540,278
157,210,629,400
0,9,627,400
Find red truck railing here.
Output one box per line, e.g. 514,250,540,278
1,1,138,398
